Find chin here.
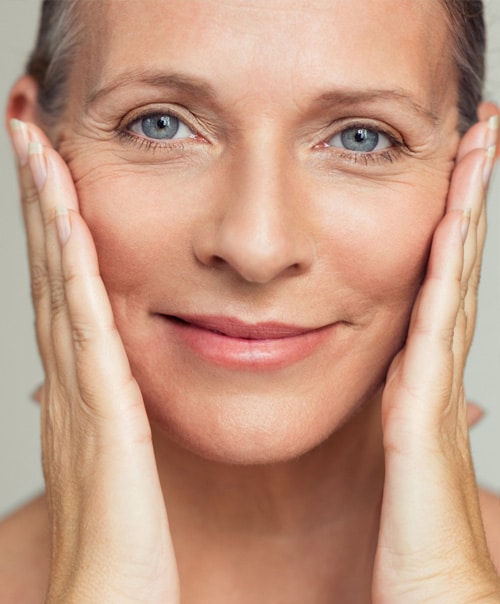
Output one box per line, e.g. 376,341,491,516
144,380,382,466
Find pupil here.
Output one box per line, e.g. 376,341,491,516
157,117,169,129
354,129,368,143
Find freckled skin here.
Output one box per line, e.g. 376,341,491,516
55,0,460,464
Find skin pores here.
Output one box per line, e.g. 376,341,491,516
53,0,460,464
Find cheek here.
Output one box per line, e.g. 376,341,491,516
317,179,448,312
74,171,197,299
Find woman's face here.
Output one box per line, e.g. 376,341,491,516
56,0,460,463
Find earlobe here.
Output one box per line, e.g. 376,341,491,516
5,76,41,129
478,101,500,159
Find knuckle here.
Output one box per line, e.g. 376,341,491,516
71,320,114,354
20,184,39,208
42,208,56,230
30,262,49,303
469,264,482,292
461,262,481,300
71,324,93,351
50,278,67,316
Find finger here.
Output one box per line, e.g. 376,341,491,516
463,205,486,349
9,120,55,373
462,145,493,348
450,121,495,293
61,208,146,428
456,116,498,162
37,145,149,436
446,142,489,320
452,152,491,363
387,210,464,426
405,148,486,341
28,136,80,397
446,147,487,216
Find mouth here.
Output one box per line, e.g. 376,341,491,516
166,315,317,340
159,314,339,370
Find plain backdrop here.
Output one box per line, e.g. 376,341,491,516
1,0,499,519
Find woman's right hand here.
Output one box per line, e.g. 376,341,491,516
9,120,180,604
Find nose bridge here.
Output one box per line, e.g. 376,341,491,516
197,129,314,284
230,135,290,249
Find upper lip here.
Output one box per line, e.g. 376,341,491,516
166,315,325,339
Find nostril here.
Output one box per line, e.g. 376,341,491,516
191,202,315,283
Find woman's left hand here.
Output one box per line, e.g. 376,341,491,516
373,116,500,604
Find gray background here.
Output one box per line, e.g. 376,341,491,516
1,0,499,519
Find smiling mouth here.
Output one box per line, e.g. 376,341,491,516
165,315,320,340
159,314,339,370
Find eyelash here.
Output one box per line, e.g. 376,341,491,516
116,112,404,165
117,130,184,153
330,146,400,167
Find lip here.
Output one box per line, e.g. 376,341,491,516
160,314,337,370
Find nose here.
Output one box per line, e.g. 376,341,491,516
193,144,315,284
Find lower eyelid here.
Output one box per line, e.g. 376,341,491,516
116,127,207,156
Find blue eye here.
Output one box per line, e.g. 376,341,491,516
128,113,195,141
328,127,392,153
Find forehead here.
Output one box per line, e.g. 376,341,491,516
79,0,453,113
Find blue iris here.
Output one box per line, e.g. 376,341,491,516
140,115,181,140
340,128,380,152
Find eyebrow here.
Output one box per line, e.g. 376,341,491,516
85,70,218,109
312,88,440,125
86,69,440,125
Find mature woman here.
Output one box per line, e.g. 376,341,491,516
1,0,500,602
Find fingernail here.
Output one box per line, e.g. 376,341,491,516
483,145,496,189
486,115,499,148
461,207,472,244
28,141,48,191
55,206,71,246
9,119,30,166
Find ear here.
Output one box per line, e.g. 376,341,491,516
478,101,500,160
5,75,42,129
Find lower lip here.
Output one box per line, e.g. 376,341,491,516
163,318,337,370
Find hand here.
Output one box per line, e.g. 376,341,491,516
8,120,180,604
372,117,500,603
